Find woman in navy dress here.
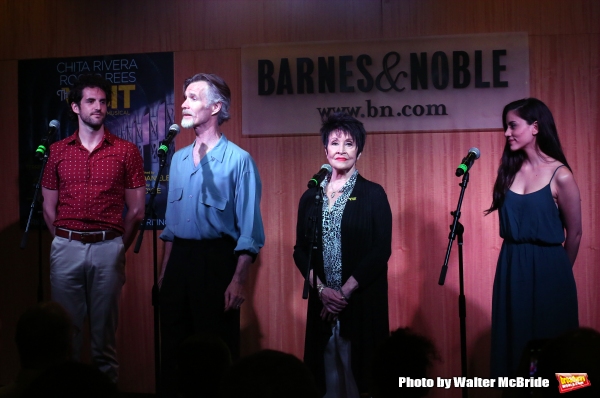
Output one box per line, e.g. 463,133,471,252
486,98,582,378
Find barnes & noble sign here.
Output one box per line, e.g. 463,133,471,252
241,33,529,135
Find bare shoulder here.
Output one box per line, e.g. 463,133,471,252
550,164,580,202
553,164,577,187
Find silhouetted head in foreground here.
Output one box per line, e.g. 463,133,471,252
219,349,319,398
21,361,117,398
371,328,439,398
176,333,232,397
15,301,73,370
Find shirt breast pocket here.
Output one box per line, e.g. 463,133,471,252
167,187,184,225
199,191,227,210
198,191,228,230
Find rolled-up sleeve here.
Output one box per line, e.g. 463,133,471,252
159,224,175,242
234,165,265,257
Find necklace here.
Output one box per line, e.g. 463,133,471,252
330,189,342,199
328,180,347,199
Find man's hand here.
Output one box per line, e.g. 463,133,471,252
122,187,146,251
224,253,252,311
224,279,246,311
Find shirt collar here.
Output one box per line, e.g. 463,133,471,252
182,133,228,163
67,129,114,146
208,134,227,163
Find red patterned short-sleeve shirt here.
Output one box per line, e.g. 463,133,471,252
41,130,145,233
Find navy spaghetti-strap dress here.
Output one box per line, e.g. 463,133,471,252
490,166,579,378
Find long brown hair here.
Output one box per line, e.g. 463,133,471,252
485,98,571,215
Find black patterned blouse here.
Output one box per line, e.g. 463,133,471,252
320,169,359,290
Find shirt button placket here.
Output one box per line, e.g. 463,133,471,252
86,154,91,217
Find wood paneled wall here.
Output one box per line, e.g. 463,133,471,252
1,1,598,396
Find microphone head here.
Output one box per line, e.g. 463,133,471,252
169,124,180,135
468,147,481,159
307,164,333,188
49,120,60,130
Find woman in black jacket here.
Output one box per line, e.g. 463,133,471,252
294,112,392,398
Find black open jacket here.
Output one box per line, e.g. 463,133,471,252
293,174,392,394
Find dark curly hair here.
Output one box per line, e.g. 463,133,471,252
67,74,112,121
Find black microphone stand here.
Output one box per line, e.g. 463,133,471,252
302,188,324,299
133,147,170,392
21,149,52,303
438,171,470,398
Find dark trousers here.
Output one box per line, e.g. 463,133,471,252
159,237,239,397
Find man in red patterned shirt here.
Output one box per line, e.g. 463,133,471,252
41,74,146,383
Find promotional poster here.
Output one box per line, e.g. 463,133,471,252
18,52,175,230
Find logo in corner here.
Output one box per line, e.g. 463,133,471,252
555,373,591,393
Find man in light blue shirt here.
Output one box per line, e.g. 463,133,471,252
158,73,264,397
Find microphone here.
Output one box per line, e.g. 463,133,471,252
35,120,60,159
455,147,481,176
158,124,180,157
307,164,332,188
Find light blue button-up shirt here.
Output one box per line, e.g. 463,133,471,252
160,134,265,256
